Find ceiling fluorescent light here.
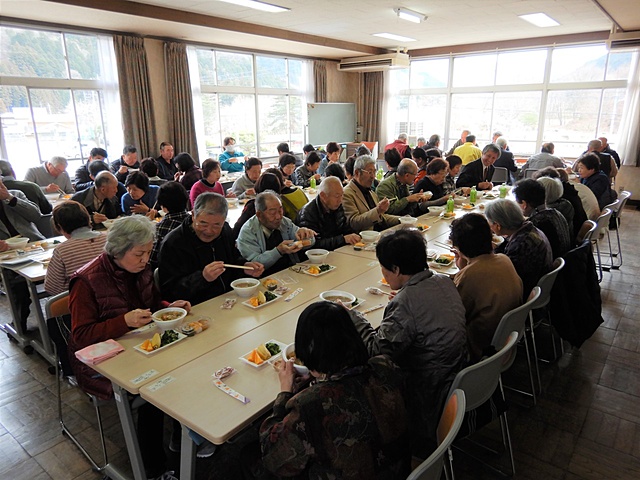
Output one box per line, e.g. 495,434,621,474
373,33,417,42
217,0,290,13
394,7,426,24
519,13,560,27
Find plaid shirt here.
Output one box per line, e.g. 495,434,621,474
150,210,190,267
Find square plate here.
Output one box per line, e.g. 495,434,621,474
430,254,455,268
133,330,187,355
347,298,365,311
439,212,456,220
300,265,336,277
241,292,282,309
239,339,287,368
0,255,33,266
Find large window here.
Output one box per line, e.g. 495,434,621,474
388,44,635,157
0,26,122,179
189,47,310,161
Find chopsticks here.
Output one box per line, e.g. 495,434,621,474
7,234,23,241
223,264,254,270
433,240,455,252
55,186,66,195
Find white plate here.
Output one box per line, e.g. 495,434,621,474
300,265,336,277
483,192,498,199
427,249,438,260
430,255,455,268
347,298,365,311
241,292,282,309
133,330,187,355
239,339,287,368
439,212,457,220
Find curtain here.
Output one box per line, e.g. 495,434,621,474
618,50,640,167
361,71,383,144
165,42,199,164
113,35,157,157
314,61,327,103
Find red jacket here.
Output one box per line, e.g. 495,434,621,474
384,139,410,158
68,253,166,398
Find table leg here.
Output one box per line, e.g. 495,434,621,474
180,423,196,480
0,267,30,349
25,279,57,367
112,383,147,480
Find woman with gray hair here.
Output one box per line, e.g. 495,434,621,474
68,215,190,480
536,176,576,243
485,198,553,298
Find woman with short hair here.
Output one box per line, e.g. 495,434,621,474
121,171,160,215
260,301,411,479
414,158,450,205
278,153,298,187
150,181,190,267
190,158,235,208
174,152,202,191
294,151,322,188
576,152,617,209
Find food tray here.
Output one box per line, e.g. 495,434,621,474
239,339,287,368
300,265,336,277
241,292,282,309
133,330,187,355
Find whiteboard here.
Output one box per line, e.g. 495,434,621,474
307,103,356,146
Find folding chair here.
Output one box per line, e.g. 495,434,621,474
591,208,613,281
523,169,539,179
491,167,509,184
601,190,631,269
407,390,466,480
492,287,541,405
577,220,597,244
447,332,519,477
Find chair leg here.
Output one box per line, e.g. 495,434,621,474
502,337,537,406
601,222,623,269
499,413,516,477
594,239,603,282
527,312,542,394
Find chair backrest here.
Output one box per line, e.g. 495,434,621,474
447,332,518,411
603,198,620,215
530,257,565,310
153,268,160,290
45,291,70,319
577,220,597,244
594,208,612,232
616,190,631,220
524,169,539,179
492,167,508,184
407,389,466,480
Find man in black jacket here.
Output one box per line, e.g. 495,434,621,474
295,177,361,250
456,143,501,191
74,147,108,191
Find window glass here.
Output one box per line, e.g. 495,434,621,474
450,93,493,140
201,93,221,157
492,91,541,142
389,68,409,92
0,27,66,78
389,95,410,139
496,49,546,85
0,85,39,176
219,94,257,156
216,51,253,87
409,95,446,138
65,33,100,80
257,56,286,88
410,58,449,88
73,90,105,159
606,51,634,81
550,45,607,82
30,88,80,160
289,95,304,151
288,60,303,90
258,95,288,156
544,89,601,156
452,54,496,87
196,49,216,85
598,88,626,141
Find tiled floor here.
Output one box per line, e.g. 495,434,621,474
1,205,639,480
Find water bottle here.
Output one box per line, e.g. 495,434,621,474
446,195,455,214
499,184,507,199
470,186,477,204
376,167,384,181
310,176,316,189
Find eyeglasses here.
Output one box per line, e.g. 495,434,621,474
361,169,376,176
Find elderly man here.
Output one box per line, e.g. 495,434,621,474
384,133,412,159
580,139,617,180
0,179,44,332
456,143,501,190
155,141,177,181
453,134,483,166
376,159,430,216
416,136,427,149
158,192,263,305
74,147,108,191
598,136,620,168
24,156,74,194
295,176,361,250
237,191,315,277
494,136,517,184
343,155,400,231
110,145,140,184
447,129,470,156
521,143,565,175
0,160,52,214
71,171,122,227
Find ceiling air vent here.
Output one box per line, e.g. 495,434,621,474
338,53,410,72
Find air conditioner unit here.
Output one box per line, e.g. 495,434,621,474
606,29,640,50
338,53,410,72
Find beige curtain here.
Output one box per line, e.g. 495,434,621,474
164,42,199,164
113,35,157,157
314,61,327,103
361,71,383,143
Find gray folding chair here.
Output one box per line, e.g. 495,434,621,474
592,208,613,282
523,169,539,179
407,390,466,480
491,167,509,184
601,190,631,269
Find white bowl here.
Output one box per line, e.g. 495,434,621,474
45,193,60,202
152,307,187,332
230,278,260,297
427,206,444,216
399,216,418,226
282,343,309,375
319,290,356,306
5,237,29,250
359,231,380,243
305,249,329,264
227,197,238,207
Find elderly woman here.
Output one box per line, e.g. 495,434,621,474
174,152,202,191
260,302,411,479
293,151,322,188
44,201,107,295
537,176,575,243
69,215,190,480
576,152,617,210
348,229,467,456
414,158,451,205
450,213,522,361
121,171,159,216
485,199,553,301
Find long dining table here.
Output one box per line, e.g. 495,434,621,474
83,187,508,480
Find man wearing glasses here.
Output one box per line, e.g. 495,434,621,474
24,155,74,194
343,155,400,232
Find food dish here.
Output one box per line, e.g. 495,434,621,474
305,249,329,264
440,211,456,219
134,330,187,355
427,206,444,216
242,291,281,309
282,343,309,375
231,278,260,297
5,237,29,250
240,339,287,367
359,231,379,243
492,234,505,247
461,204,475,210
151,307,187,331
427,249,438,260
319,290,356,306
430,253,455,267
301,264,335,276
399,216,418,226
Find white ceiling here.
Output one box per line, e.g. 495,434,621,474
0,0,634,59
